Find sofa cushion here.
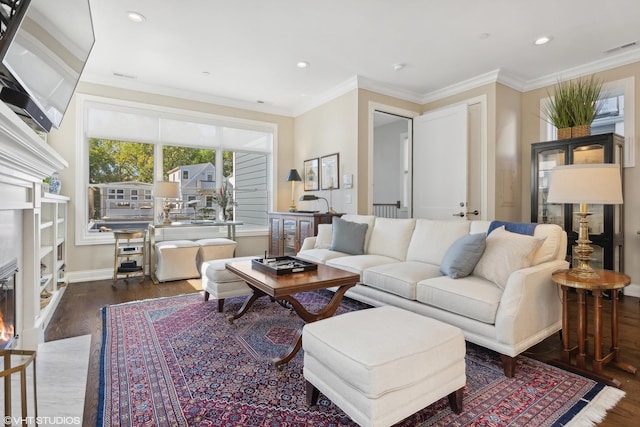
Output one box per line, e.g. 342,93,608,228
363,261,442,300
296,248,350,264
314,224,333,249
440,232,486,279
340,215,376,252
366,218,416,260
531,224,564,265
330,217,369,255
473,226,544,289
416,275,503,324
327,254,399,278
406,219,470,265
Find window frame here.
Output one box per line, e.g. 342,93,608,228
75,94,277,245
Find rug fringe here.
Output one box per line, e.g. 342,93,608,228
565,386,626,427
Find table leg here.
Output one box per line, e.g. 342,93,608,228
561,286,571,363
271,283,355,370
592,290,604,374
576,289,588,369
227,286,267,324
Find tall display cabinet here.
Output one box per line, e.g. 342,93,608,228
531,133,624,272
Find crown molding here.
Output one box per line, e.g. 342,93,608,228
81,47,640,120
355,76,424,104
523,48,640,91
420,69,501,104
80,72,295,117
291,76,359,117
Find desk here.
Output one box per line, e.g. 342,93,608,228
149,221,242,284
551,269,636,387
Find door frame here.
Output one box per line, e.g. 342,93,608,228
368,102,418,215
370,95,490,220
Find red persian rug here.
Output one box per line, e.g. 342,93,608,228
97,291,624,426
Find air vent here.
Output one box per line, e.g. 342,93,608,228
604,41,637,54
113,72,137,79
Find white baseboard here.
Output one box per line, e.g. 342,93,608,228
624,283,640,298
67,268,113,283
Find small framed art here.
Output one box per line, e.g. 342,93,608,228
304,158,319,191
321,153,339,190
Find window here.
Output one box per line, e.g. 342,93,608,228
541,77,634,167
76,94,276,244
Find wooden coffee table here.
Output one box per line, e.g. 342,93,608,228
225,259,360,369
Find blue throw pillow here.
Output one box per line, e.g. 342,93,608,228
330,217,368,255
440,233,487,279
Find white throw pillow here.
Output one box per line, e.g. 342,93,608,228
314,224,333,249
473,226,545,289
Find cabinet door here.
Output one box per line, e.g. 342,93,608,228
269,217,282,256
532,147,566,225
297,218,315,251
283,219,296,256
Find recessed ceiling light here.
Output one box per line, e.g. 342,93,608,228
393,63,405,71
127,11,146,23
296,61,310,69
534,36,552,46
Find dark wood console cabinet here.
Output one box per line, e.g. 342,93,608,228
268,212,342,256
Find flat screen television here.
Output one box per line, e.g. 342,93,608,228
0,0,94,132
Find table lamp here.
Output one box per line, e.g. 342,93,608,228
547,163,623,278
286,169,302,212
154,181,181,224
300,194,330,213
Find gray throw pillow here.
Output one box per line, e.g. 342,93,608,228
440,233,486,279
329,217,368,255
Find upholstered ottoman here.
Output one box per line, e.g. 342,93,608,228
195,238,238,266
201,256,254,312
154,240,200,282
303,306,466,427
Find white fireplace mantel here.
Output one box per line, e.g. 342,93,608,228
0,101,69,349
0,101,67,182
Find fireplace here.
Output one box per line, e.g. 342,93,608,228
0,258,17,349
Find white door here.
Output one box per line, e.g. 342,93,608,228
413,103,468,219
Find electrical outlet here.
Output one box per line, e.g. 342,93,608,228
345,194,352,204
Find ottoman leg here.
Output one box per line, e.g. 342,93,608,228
448,387,464,414
217,299,225,313
306,380,321,406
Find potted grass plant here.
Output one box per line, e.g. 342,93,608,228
542,75,603,139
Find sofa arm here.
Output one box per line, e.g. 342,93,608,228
494,259,569,347
300,236,317,251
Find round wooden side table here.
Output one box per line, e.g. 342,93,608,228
551,268,636,387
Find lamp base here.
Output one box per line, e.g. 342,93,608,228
289,202,297,212
163,203,172,224
570,207,597,279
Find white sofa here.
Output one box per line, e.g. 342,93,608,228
296,215,569,377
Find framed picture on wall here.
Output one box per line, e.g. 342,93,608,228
321,153,339,190
304,158,319,191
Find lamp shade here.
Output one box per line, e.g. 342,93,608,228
286,169,302,182
547,163,623,205
154,181,181,199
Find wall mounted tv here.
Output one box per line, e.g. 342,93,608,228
0,0,94,132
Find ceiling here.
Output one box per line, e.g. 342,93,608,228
81,0,640,117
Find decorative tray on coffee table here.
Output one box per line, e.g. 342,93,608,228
251,256,318,275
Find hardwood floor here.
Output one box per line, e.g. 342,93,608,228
46,278,639,426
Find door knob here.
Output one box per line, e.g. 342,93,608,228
452,212,465,217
